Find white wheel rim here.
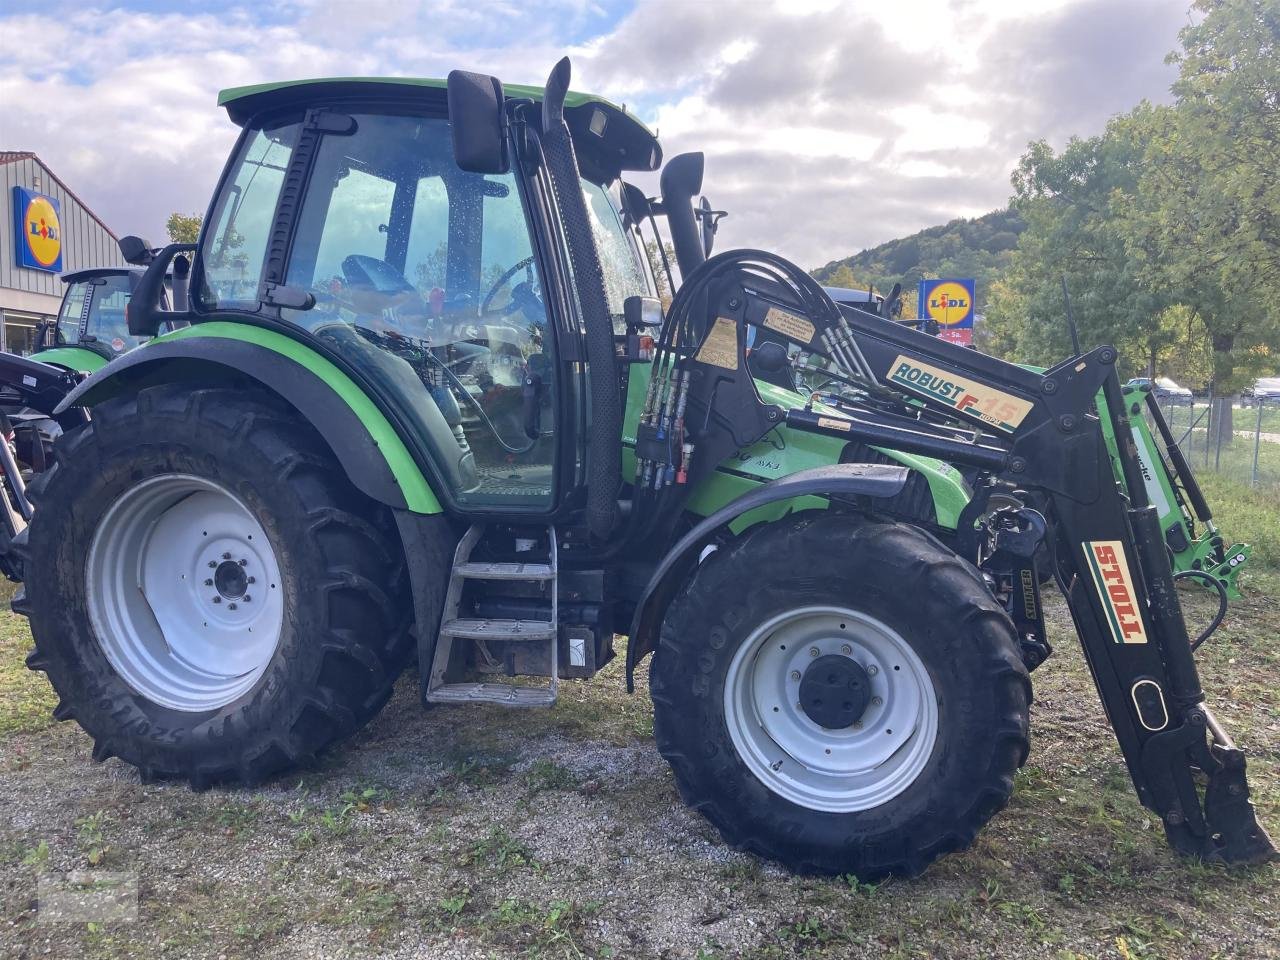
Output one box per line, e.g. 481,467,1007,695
86,474,284,712
723,605,939,813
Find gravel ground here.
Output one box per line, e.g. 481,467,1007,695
1,579,1277,959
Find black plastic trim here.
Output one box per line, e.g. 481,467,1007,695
623,463,910,688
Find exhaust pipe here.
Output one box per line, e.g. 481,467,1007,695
660,152,706,282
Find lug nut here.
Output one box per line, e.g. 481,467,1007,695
242,595,251,603
208,561,217,568
247,576,256,584
867,665,879,676
228,603,237,611
222,552,232,560
809,647,819,658
790,671,801,681
841,643,852,655
871,696,883,707
854,721,863,729
239,558,248,567
212,597,221,604
204,579,213,586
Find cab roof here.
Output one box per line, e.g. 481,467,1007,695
61,267,145,285
217,76,661,176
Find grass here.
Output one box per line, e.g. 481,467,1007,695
0,580,55,737
0,481,1277,958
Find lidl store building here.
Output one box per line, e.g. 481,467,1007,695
1,152,124,355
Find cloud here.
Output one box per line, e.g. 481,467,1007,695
0,0,1188,268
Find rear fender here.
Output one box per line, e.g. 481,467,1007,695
624,463,909,689
54,325,440,514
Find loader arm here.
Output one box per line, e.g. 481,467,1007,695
634,254,1274,864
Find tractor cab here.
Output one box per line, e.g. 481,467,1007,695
32,268,157,372
173,77,659,513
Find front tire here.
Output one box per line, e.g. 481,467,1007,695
650,512,1031,878
17,384,414,788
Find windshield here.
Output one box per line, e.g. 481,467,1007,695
56,275,145,354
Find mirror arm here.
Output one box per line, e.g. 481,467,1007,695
127,243,196,337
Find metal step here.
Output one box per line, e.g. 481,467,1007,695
426,522,559,708
439,617,555,641
426,682,556,707
454,561,554,581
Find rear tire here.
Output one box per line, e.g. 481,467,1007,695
16,384,415,788
650,512,1030,878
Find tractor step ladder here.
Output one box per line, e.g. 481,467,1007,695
426,523,558,707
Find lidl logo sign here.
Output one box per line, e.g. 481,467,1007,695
12,187,63,272
918,278,976,345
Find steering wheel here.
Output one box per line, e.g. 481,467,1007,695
480,255,537,318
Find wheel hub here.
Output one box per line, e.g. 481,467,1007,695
799,655,871,729
214,559,249,600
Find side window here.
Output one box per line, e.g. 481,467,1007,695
405,177,449,292
88,276,144,353
57,283,88,343
308,169,396,288
199,122,299,308
582,180,651,330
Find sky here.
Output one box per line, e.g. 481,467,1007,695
0,0,1194,269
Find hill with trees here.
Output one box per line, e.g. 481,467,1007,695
810,208,1025,316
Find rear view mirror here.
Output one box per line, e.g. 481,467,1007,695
696,196,727,258
118,235,154,266
447,70,509,174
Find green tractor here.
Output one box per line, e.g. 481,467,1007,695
31,267,150,374
10,60,1273,878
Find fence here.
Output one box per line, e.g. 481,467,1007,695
1148,393,1280,490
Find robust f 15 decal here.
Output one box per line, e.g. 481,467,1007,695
886,356,1033,433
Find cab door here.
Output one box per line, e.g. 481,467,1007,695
197,105,565,514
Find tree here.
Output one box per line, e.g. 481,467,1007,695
983,125,1170,374
645,240,677,308
165,212,202,244
1112,1,1280,440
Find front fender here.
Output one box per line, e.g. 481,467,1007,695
624,462,909,689
55,323,440,514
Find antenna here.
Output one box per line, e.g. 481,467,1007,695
1061,275,1082,356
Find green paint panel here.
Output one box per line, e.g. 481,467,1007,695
28,347,108,374
136,323,441,514
621,365,966,531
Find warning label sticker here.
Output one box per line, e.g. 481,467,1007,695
696,316,740,370
763,307,816,344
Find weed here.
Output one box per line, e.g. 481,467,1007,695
21,839,49,868
438,894,468,917
778,913,840,948
463,826,535,870
525,758,577,793
75,812,109,866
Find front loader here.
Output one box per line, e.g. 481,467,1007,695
10,59,1273,878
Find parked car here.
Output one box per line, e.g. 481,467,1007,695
1248,376,1280,401
1125,376,1192,398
